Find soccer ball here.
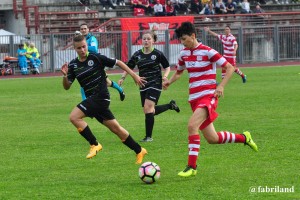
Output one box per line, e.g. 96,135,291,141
139,162,161,184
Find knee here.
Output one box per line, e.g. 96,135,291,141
187,123,198,134
69,114,78,125
143,105,154,114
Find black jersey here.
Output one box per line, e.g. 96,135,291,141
67,52,116,99
127,48,169,91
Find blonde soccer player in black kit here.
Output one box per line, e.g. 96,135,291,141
118,30,180,142
61,35,147,164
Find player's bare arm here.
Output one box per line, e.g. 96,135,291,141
116,60,146,87
162,67,170,82
214,62,235,98
204,27,218,37
163,70,183,90
233,44,238,55
118,71,128,86
61,62,71,90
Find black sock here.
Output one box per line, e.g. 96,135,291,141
155,104,171,115
145,113,154,138
79,126,98,145
123,135,142,154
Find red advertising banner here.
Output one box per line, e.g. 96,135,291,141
120,16,194,61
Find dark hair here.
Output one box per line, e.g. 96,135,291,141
175,22,196,39
73,35,85,43
19,44,24,48
143,30,158,42
80,23,88,28
225,25,231,30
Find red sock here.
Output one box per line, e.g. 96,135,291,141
217,131,245,144
234,68,244,78
187,134,200,169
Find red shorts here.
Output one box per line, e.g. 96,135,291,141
190,96,219,130
224,57,236,67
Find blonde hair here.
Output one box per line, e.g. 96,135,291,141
143,30,158,42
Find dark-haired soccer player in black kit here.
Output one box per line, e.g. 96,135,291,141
118,30,180,142
61,35,147,164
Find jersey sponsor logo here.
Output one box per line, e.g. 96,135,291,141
151,55,157,60
187,61,196,67
88,60,94,66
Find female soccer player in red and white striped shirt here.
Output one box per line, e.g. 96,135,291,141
163,22,257,178
204,26,247,83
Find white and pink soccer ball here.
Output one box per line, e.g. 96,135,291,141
139,162,161,184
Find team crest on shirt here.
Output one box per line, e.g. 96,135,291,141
88,60,94,66
151,55,157,60
197,56,202,60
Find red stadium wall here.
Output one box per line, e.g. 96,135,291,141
119,16,194,60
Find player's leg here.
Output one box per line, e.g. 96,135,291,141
154,99,180,115
202,120,258,151
178,107,207,177
69,106,102,159
106,76,125,101
230,57,246,83
221,67,226,79
234,66,247,83
141,98,156,142
103,119,147,164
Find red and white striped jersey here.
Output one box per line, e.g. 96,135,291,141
177,43,228,102
217,34,237,58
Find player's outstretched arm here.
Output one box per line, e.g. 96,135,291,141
116,60,147,88
204,27,218,37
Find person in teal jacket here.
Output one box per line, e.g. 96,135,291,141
78,23,125,101
17,44,28,75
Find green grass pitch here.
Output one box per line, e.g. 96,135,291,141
0,66,299,200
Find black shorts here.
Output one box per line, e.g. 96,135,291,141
140,88,161,107
77,95,115,123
